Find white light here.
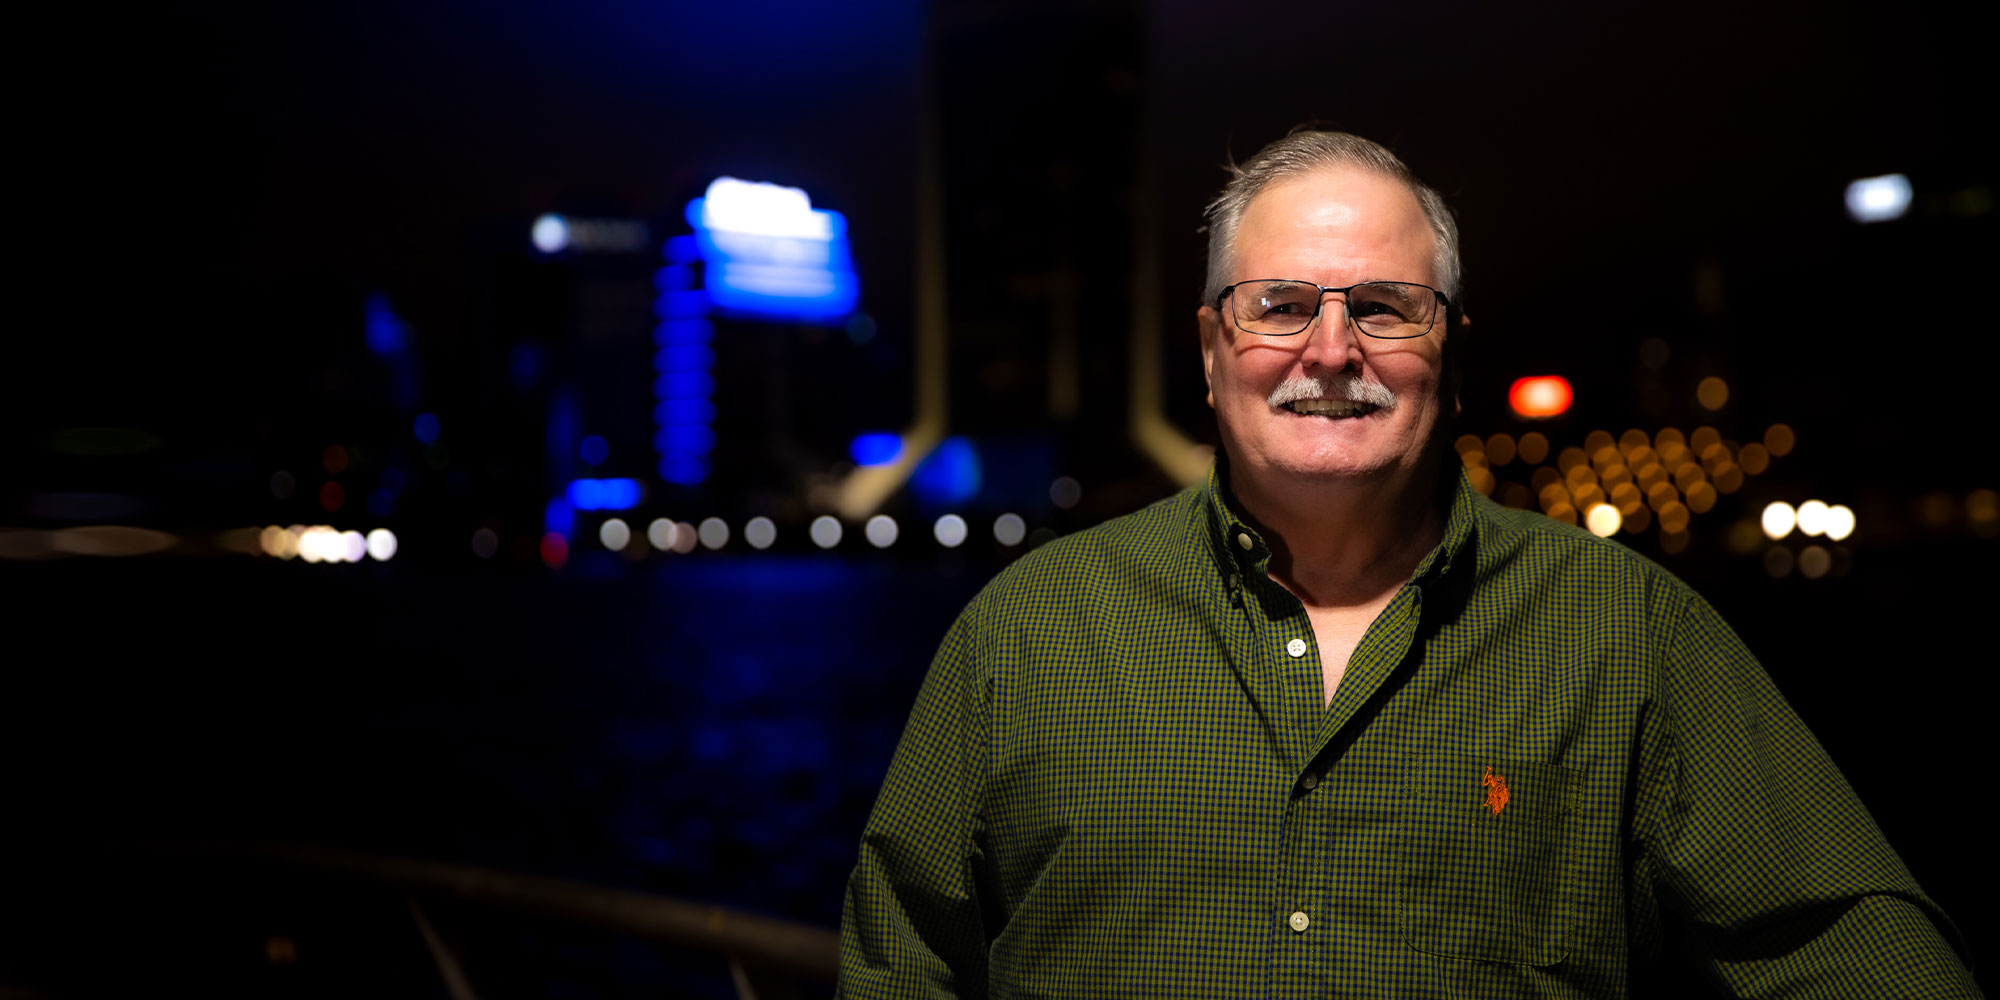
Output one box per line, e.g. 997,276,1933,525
810,515,843,549
744,516,777,550
1825,504,1855,542
1796,500,1831,537
700,177,833,240
531,213,571,253
1845,174,1912,223
1584,503,1623,538
865,515,899,548
672,521,698,554
599,517,631,552
994,513,1026,546
1761,502,1797,540
647,518,676,551
341,530,367,563
297,526,326,563
366,528,398,562
698,517,729,550
933,514,968,548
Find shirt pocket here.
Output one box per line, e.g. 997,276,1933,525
1396,752,1578,966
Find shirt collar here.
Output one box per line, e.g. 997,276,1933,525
1200,454,1480,595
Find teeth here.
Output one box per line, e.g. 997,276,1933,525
1285,398,1375,417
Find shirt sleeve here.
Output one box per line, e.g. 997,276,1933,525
1634,592,1981,998
838,596,993,999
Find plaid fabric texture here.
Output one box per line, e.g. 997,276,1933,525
840,464,1978,999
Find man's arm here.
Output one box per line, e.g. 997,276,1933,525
838,599,993,999
1634,593,1980,998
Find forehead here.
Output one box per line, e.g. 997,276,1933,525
1232,166,1436,283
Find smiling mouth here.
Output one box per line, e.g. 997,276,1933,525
1281,398,1380,418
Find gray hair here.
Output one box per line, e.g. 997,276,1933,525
1202,131,1461,309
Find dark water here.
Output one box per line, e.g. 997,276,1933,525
3,540,1989,995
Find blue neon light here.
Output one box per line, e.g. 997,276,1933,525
654,398,716,425
682,182,860,324
413,412,441,445
545,496,576,537
912,436,982,506
580,434,608,466
850,432,903,466
567,477,644,511
653,425,716,455
660,454,707,485
364,294,410,355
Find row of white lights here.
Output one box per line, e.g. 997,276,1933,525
596,513,1033,553
1760,500,1855,541
261,525,398,563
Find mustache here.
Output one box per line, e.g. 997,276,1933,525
1266,373,1397,410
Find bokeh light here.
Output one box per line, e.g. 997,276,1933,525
647,518,676,551
994,513,1027,546
366,528,397,561
744,516,777,550
809,516,843,549
1508,376,1573,419
1485,433,1516,466
1825,505,1856,542
865,515,899,548
1764,546,1794,578
698,517,729,550
1585,503,1622,537
1795,500,1830,536
1517,432,1549,465
1049,477,1082,509
1798,545,1832,579
1761,502,1797,539
1696,377,1729,410
471,527,499,559
599,518,631,551
1764,423,1796,457
539,532,568,569
933,514,968,548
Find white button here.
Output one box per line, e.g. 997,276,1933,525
1237,532,1254,551
1288,910,1310,933
1286,638,1307,658
1301,772,1319,791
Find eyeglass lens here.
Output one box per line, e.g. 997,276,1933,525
1233,281,1437,338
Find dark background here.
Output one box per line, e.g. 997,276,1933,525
5,0,1992,994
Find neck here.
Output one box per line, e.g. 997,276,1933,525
1227,457,1450,610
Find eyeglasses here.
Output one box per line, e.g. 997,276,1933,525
1216,279,1450,339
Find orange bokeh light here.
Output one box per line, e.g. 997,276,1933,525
1509,376,1573,419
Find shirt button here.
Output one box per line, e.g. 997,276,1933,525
1301,772,1319,791
1288,910,1310,933
1237,531,1254,551
1286,638,1307,658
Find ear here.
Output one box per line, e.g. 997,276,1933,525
1451,311,1470,417
1197,305,1222,408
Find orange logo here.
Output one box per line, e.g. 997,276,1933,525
1482,765,1510,816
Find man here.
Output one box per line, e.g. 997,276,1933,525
839,131,1978,998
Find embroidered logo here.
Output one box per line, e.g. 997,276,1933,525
1482,765,1510,816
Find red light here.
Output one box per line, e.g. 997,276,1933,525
319,481,346,512
1509,376,1573,419
540,532,569,569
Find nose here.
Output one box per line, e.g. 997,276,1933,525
1299,292,1364,372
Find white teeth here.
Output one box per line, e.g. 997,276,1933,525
1285,398,1375,417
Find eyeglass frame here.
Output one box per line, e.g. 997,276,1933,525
1214,279,1454,340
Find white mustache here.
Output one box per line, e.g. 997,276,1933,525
1266,374,1397,410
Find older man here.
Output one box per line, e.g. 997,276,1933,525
839,131,1978,998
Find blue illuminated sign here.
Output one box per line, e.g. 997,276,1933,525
567,477,645,511
682,177,859,323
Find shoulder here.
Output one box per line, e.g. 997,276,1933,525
1461,489,1708,635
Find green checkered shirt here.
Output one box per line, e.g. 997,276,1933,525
840,464,1977,998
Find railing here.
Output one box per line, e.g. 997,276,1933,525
177,843,839,1000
